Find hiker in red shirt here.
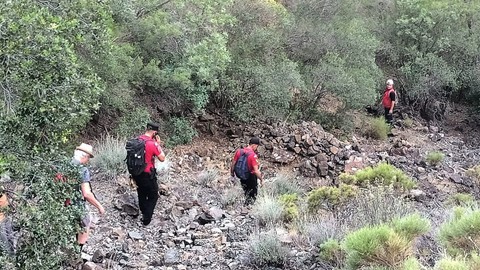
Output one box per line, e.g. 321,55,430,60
230,137,264,205
382,79,396,125
132,122,165,226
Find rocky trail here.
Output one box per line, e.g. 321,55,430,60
79,109,480,270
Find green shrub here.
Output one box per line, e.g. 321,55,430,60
426,151,445,166
319,239,345,266
197,169,219,187
391,214,431,240
249,231,288,267
338,186,415,230
5,155,86,269
278,193,299,222
439,207,480,256
435,257,469,270
402,117,414,128
340,163,416,190
90,135,127,179
344,214,429,269
252,194,284,226
448,193,476,207
364,117,391,140
114,107,151,138
294,215,342,247
221,188,243,207
466,165,480,183
307,184,357,212
470,253,480,270
402,257,422,270
268,173,303,196
166,117,197,147
311,110,355,135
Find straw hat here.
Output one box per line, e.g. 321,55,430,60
76,143,94,158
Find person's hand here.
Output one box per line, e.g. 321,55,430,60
155,134,162,144
259,180,264,188
389,109,393,114
98,205,106,215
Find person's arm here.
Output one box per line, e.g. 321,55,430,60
157,151,165,162
389,91,396,113
230,159,236,177
252,164,263,187
230,150,239,176
154,135,166,162
81,182,105,214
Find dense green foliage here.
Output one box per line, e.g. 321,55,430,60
344,214,430,269
3,0,480,138
340,163,416,190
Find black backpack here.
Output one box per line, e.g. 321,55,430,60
125,137,147,176
234,149,253,180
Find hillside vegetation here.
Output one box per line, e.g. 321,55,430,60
1,0,480,269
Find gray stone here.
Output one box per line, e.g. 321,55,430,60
410,189,427,202
82,262,98,270
271,148,296,164
92,249,105,263
164,249,180,265
208,207,225,220
128,231,143,240
114,193,139,217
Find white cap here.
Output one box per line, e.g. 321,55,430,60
386,79,394,85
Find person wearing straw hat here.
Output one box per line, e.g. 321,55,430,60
72,143,105,250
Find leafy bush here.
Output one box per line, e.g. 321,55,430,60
2,155,86,269
426,151,445,167
268,173,303,196
339,163,416,190
310,110,355,135
319,239,345,267
307,184,357,212
278,193,299,222
252,194,284,226
435,257,469,270
344,214,430,269
221,188,243,207
391,214,431,241
402,257,422,270
294,215,342,247
338,186,416,230
249,230,288,267
363,117,391,140
114,107,151,138
402,117,414,128
197,169,219,187
448,193,476,207
0,0,106,149
439,207,480,256
90,135,127,180
166,117,197,147
466,165,480,183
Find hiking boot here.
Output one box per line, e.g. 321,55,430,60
141,217,151,226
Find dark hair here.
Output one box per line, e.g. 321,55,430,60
146,122,160,131
249,137,261,145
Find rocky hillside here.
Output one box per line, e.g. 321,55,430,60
77,108,480,270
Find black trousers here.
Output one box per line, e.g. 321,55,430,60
384,107,393,124
133,170,159,222
240,174,258,205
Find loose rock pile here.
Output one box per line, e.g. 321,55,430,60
198,119,355,178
